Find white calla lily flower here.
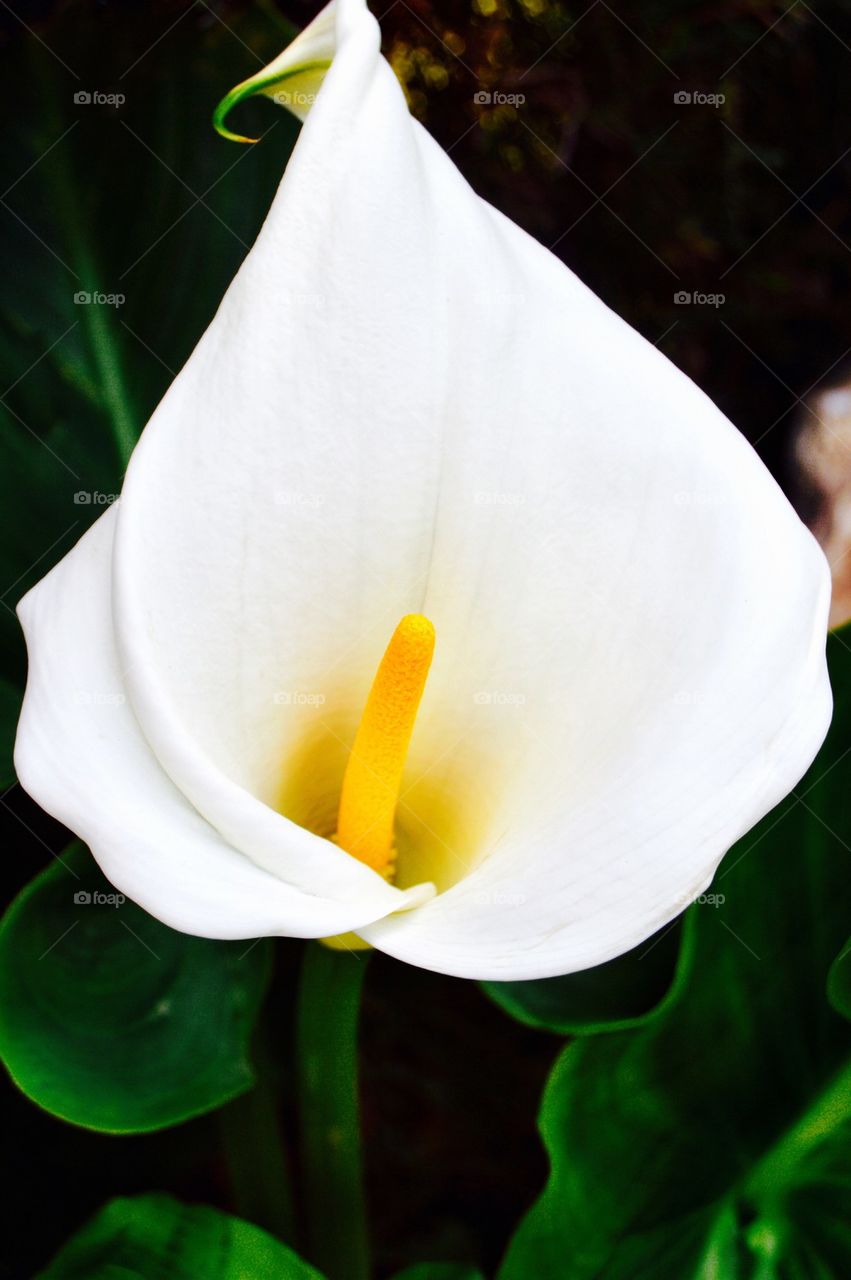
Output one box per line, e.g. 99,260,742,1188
15,0,831,980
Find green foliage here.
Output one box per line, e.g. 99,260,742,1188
484,915,687,1034
500,628,851,1279
36,1194,323,1279
0,842,271,1132
828,936,851,1023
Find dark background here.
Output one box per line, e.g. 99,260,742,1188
1,0,850,1274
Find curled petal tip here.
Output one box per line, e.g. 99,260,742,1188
213,60,332,144
212,85,260,144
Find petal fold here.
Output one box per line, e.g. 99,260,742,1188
16,511,428,940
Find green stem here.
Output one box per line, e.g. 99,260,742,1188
220,1024,296,1243
746,1056,851,1199
77,292,137,469
38,55,137,471
296,942,370,1280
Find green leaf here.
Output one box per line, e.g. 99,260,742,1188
483,916,688,1035
500,627,851,1280
36,1193,323,1279
0,842,271,1132
828,937,851,1023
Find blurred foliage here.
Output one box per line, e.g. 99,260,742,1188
0,842,271,1132
484,911,685,1033
828,932,851,1022
37,1193,322,1278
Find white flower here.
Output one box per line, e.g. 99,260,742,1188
14,0,831,980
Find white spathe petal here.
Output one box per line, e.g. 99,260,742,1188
18,0,831,974
115,0,830,972
15,510,430,939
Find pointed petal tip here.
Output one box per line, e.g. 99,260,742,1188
212,60,332,144
212,86,260,145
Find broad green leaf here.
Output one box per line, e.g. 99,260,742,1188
0,842,271,1132
483,916,687,1034
500,627,851,1280
36,1193,323,1279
